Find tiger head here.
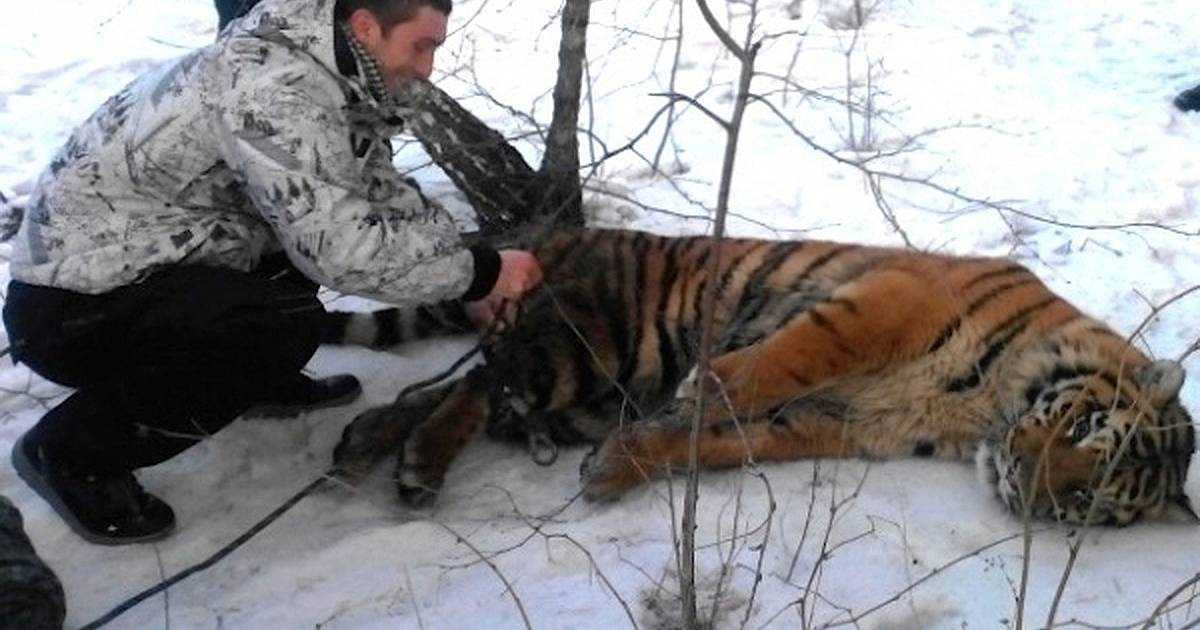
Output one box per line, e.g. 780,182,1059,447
978,358,1196,526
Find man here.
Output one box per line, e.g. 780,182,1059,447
5,0,542,545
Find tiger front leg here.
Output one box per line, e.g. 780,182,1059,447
676,267,955,419
581,402,859,501
332,383,454,485
394,367,495,507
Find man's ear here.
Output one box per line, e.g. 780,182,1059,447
347,8,383,51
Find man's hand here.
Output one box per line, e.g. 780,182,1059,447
464,249,543,331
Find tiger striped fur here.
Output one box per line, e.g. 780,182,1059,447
326,228,1197,526
321,301,473,348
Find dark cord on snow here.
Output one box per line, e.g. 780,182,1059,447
79,475,330,630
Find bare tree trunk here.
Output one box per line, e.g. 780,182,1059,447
538,0,591,227
401,0,590,235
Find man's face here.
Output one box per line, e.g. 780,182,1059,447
365,6,447,89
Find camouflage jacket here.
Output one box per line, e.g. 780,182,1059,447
9,0,480,306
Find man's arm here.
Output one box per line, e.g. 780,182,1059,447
210,56,489,307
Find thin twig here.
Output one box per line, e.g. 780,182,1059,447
1141,573,1200,629
681,0,762,624
818,530,1039,629
739,470,776,630
1044,535,1082,629
434,521,533,630
405,565,426,630
152,544,170,630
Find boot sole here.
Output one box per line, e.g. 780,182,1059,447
11,434,176,546
244,381,364,419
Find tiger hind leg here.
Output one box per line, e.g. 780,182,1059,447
392,367,496,507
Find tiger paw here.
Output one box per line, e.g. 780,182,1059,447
394,460,444,508
332,404,413,485
579,430,652,502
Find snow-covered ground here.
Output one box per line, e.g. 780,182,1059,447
2,1,1198,628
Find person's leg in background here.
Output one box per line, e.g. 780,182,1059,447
0,495,65,630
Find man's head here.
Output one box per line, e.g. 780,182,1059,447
338,0,452,88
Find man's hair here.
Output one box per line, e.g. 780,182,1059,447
335,0,452,30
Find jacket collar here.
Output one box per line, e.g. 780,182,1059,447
338,22,394,106
228,0,400,116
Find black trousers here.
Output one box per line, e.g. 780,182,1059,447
3,255,327,473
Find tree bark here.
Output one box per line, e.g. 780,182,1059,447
400,80,543,235
402,1,590,235
538,0,591,227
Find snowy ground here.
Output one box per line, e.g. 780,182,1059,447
2,0,1199,628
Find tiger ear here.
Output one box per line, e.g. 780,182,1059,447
1135,360,1185,407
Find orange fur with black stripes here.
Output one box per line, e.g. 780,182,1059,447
329,228,1196,525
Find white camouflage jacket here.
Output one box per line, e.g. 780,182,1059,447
10,0,485,306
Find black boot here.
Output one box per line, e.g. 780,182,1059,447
11,434,176,546
1176,84,1200,112
247,373,362,418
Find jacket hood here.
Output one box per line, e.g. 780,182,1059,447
230,0,346,77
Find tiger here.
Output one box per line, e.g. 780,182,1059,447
325,228,1197,526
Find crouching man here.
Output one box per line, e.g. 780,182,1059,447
4,0,540,545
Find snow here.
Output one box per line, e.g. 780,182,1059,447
2,0,1198,628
